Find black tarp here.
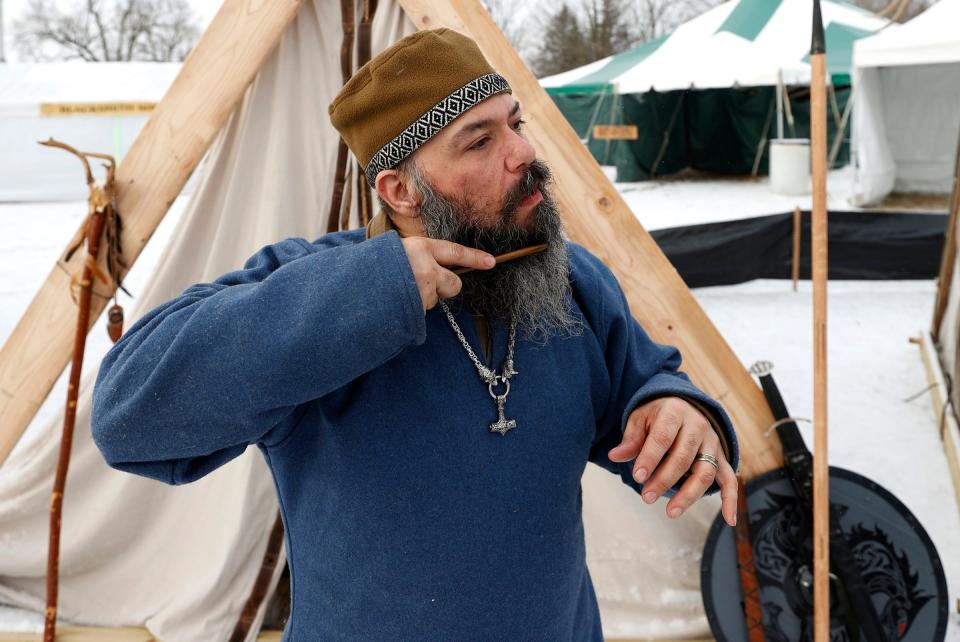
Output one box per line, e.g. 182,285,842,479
650,210,947,288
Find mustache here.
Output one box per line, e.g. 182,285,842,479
501,159,552,215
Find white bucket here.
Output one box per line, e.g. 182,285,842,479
769,138,811,195
600,165,618,183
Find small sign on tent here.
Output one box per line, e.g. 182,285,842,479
592,124,638,140
40,102,157,117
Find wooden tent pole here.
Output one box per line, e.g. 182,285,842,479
0,0,304,467
931,123,960,340
398,0,782,480
809,2,830,639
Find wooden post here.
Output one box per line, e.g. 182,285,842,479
0,0,304,466
932,123,960,340
792,206,801,292
809,2,830,639
397,0,782,480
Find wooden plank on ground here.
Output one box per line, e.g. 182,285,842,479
398,0,782,480
0,628,706,642
0,627,155,642
0,627,285,641
0,0,304,466
916,332,960,518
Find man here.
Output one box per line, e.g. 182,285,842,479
92,28,739,641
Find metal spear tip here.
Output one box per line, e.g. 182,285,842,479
811,0,826,55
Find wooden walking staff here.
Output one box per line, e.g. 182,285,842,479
39,139,122,642
809,2,830,639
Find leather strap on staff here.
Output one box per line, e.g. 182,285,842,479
326,0,356,233
734,476,766,642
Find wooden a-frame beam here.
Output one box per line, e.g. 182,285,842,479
0,0,304,465
397,0,782,479
2,0,782,480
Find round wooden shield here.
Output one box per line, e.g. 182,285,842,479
701,466,948,641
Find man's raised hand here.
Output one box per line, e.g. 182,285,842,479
401,238,496,311
608,397,738,527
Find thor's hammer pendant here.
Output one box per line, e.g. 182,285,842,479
489,395,517,436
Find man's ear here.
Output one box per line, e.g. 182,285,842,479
375,169,419,220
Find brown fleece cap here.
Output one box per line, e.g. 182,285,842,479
328,28,511,186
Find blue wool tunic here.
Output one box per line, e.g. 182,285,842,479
91,229,738,641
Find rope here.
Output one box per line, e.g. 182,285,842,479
580,86,614,145
765,416,811,437
902,382,939,403
650,92,684,178
751,94,776,177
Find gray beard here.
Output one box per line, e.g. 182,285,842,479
412,159,582,341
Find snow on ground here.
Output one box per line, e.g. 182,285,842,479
1,175,959,637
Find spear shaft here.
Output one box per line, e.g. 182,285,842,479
809,2,830,639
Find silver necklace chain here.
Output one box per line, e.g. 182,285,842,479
439,299,519,435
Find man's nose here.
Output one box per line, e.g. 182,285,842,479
505,130,535,173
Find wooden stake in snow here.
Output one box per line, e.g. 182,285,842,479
931,122,960,339
809,2,830,639
792,206,801,292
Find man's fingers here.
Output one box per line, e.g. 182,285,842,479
607,411,648,464
640,424,709,504
429,239,496,270
401,237,492,311
435,267,463,300
664,442,720,519
630,406,684,487
716,458,739,527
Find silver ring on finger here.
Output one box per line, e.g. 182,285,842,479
693,452,719,470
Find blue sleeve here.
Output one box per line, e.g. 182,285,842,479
91,231,425,485
572,245,739,498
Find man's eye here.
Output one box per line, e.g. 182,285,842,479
512,119,527,131
470,137,489,150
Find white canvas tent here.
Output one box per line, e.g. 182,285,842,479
851,0,960,205
0,63,203,202
0,0,768,640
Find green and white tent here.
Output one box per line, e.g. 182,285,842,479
540,0,890,181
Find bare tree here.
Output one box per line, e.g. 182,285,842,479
1,0,8,62
582,0,635,59
850,0,933,22
13,0,201,62
484,0,532,61
632,0,723,43
530,3,592,77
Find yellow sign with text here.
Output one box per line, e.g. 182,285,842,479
40,102,157,117
592,124,639,140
